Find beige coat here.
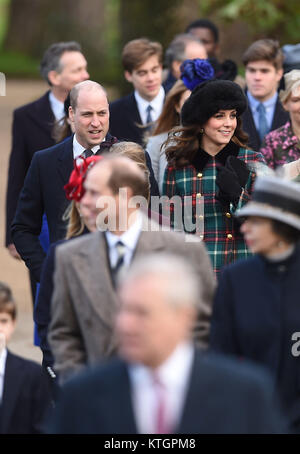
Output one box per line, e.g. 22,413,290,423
48,215,216,383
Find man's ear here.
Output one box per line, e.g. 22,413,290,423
68,106,75,122
47,70,61,87
276,68,284,83
124,70,133,84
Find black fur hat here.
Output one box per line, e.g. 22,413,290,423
181,79,248,127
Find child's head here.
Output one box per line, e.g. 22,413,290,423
0,282,17,348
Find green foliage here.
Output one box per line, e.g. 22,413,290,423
0,51,40,78
198,0,300,42
0,0,9,47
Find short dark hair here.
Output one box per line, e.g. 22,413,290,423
0,282,17,320
271,219,300,244
164,33,204,69
122,38,163,73
242,39,284,70
40,41,82,85
185,19,219,43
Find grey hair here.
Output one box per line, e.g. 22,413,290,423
164,33,204,69
40,41,82,85
118,253,202,310
69,80,107,111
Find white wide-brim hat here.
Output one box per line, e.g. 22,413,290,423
236,175,300,231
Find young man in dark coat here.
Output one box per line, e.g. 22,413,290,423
0,282,51,434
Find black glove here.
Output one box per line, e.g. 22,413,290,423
226,155,250,188
216,166,242,206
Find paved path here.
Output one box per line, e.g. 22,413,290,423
0,79,48,363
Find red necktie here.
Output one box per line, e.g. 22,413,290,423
152,373,170,434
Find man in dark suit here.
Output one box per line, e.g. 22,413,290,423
48,253,287,434
11,80,116,284
109,38,165,145
241,39,289,151
0,282,51,434
5,41,89,259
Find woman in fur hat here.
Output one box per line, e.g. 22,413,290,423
162,79,266,275
210,175,300,432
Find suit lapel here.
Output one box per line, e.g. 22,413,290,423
112,362,138,433
56,136,75,185
28,91,55,137
243,107,260,150
72,232,119,326
271,98,289,131
0,351,23,434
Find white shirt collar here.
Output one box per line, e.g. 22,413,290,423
73,134,103,160
134,86,165,124
0,347,7,376
105,211,143,266
129,340,194,388
49,91,65,121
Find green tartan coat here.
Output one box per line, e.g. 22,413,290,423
162,141,266,275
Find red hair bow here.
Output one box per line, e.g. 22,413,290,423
64,155,102,202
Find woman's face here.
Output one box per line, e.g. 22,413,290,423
283,87,300,128
240,216,285,255
201,109,237,151
175,89,192,114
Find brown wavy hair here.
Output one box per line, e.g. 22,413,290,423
63,201,85,240
164,116,249,168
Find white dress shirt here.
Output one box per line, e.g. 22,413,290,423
134,86,165,125
105,211,143,269
73,135,103,160
128,341,194,434
0,348,7,403
49,91,65,122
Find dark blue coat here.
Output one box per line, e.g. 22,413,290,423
47,350,287,434
0,350,51,434
109,92,144,145
5,91,61,246
210,245,300,429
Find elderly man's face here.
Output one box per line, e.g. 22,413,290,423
116,275,193,368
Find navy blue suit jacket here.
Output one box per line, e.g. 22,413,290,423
242,95,289,152
48,350,287,434
5,91,69,246
109,92,144,145
210,247,300,429
0,350,51,434
11,136,74,283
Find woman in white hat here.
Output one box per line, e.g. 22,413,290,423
210,175,300,432
260,69,300,179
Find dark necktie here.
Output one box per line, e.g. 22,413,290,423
146,105,153,124
84,148,99,158
257,103,269,141
111,241,126,287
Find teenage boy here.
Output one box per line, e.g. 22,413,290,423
0,282,51,434
109,38,165,145
242,39,289,151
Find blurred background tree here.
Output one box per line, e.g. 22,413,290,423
0,0,299,97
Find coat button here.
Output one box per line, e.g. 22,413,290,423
225,212,231,218
197,173,203,178
196,193,202,197
227,234,233,239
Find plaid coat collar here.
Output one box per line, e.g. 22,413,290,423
190,140,240,172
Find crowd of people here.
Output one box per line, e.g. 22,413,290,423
1,17,300,435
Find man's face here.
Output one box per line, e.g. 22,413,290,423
0,312,15,348
53,51,89,93
245,60,283,102
188,28,218,58
80,164,119,231
69,88,110,149
116,275,192,368
125,54,163,102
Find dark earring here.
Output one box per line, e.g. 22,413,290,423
199,128,204,133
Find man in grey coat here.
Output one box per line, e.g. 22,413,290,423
48,155,216,384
